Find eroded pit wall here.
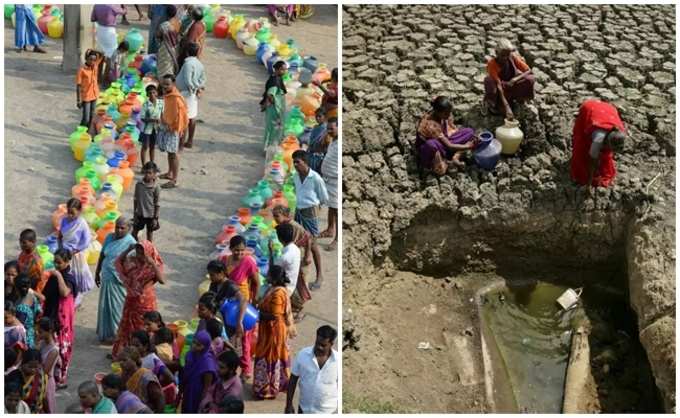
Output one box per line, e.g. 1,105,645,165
342,4,676,411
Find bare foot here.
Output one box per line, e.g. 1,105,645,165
326,240,337,251
160,172,172,180
318,229,334,239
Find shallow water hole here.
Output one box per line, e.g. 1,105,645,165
382,206,664,413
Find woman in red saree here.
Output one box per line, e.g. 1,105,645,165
570,99,626,189
112,240,165,359
219,235,260,378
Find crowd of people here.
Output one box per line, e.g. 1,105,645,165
415,38,626,191
6,4,338,414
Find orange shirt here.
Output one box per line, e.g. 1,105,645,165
76,56,104,102
486,53,530,82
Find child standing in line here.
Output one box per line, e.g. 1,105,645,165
17,229,45,298
133,161,161,242
76,49,105,134
140,85,164,167
306,108,328,173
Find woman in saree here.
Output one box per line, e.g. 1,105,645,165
6,348,48,413
112,240,165,359
58,198,94,306
219,235,260,379
41,249,77,389
180,330,218,413
483,38,535,119
37,318,59,412
14,274,41,349
95,217,136,344
177,7,206,69
263,61,288,151
155,5,180,78
118,346,165,413
253,265,295,399
267,5,295,26
416,96,478,176
14,4,46,53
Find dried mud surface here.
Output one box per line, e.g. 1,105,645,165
341,4,675,412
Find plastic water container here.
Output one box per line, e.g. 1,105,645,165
473,131,503,171
220,299,259,331
556,288,583,311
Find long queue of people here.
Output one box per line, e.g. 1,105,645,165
6,4,338,414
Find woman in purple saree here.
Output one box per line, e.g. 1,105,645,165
58,199,93,307
415,96,477,176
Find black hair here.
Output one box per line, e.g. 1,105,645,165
165,5,177,18
38,317,54,332
206,318,223,340
54,248,72,263
272,205,291,217
273,60,287,71
145,84,158,95
229,235,245,249
142,161,160,173
22,348,41,364
5,260,19,273
292,149,308,164
331,67,338,80
14,275,30,295
268,265,290,287
5,347,17,371
316,325,338,342
186,42,200,58
207,259,227,274
162,74,176,82
19,229,37,242
275,223,294,245
5,379,22,397
66,197,82,212
327,117,338,126
143,311,165,328
154,327,174,345
191,7,204,21
118,40,129,51
315,107,327,116
218,350,240,371
5,300,16,315
101,373,124,391
131,330,153,353
431,96,452,114
85,50,98,60
218,396,244,413
199,292,218,314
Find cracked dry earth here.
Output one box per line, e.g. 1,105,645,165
341,4,675,413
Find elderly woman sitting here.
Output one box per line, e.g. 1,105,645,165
484,39,535,119
415,96,477,176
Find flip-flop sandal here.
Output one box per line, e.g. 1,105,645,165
309,282,322,291
161,181,178,189
159,173,172,180
326,242,337,251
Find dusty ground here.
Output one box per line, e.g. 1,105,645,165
342,4,675,413
4,5,337,413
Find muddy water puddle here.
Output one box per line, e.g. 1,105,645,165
480,278,662,413
482,282,577,412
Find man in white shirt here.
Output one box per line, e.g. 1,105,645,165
292,149,328,291
285,326,338,414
